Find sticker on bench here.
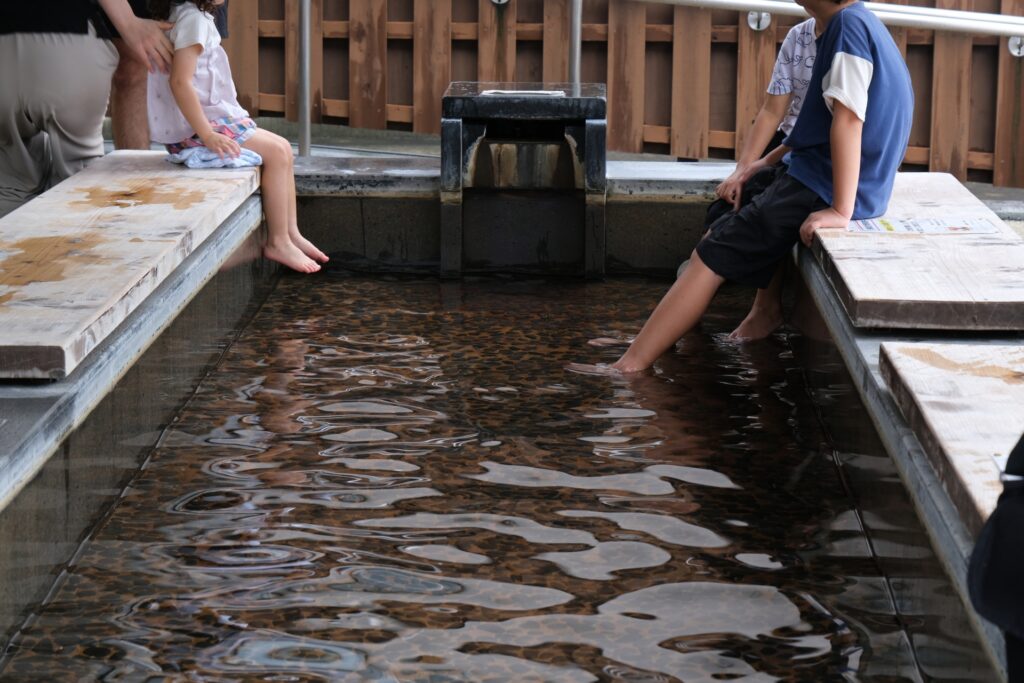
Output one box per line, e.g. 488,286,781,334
480,90,566,97
848,216,1000,234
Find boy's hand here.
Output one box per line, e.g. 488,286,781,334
202,132,241,159
716,159,767,211
799,207,850,246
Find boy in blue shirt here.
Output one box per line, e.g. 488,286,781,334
606,0,913,373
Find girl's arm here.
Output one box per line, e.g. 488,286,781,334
168,45,240,158
97,0,173,72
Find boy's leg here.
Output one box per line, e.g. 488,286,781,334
241,129,320,273
612,252,725,373
729,262,785,340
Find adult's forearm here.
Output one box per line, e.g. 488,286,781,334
96,0,136,35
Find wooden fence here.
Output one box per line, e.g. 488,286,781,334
223,0,1024,187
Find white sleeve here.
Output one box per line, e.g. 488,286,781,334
169,10,215,51
767,25,803,95
821,51,873,121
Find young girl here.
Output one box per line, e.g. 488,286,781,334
148,0,327,273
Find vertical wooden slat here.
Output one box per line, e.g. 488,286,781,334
994,0,1024,187
413,0,451,133
478,0,517,81
349,0,388,128
671,6,711,158
285,0,325,122
734,15,776,157
224,0,260,114
887,0,909,56
930,0,973,179
543,0,571,82
607,0,645,152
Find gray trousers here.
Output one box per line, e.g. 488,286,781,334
0,26,118,218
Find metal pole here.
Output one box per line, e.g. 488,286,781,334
298,0,312,157
569,0,582,89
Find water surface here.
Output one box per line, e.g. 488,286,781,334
0,276,995,681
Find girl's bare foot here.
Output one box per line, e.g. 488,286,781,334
728,305,783,341
264,241,321,273
289,230,329,263
587,336,634,348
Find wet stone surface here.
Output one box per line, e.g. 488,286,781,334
0,276,995,681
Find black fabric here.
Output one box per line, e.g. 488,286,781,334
99,1,229,40
704,128,788,230
1008,631,1024,682
704,164,781,231
214,1,228,39
696,171,827,288
0,1,101,35
968,434,1024,641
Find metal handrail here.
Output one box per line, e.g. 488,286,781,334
629,0,1024,39
564,0,1024,84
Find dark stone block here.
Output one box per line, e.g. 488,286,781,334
462,190,584,275
363,198,440,267
296,196,365,258
605,200,711,276
442,82,606,120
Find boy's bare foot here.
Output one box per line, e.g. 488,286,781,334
566,362,624,376
264,242,321,273
587,336,634,348
290,230,329,263
728,306,783,341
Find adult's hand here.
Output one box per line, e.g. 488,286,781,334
799,207,850,247
98,0,174,72
120,17,175,73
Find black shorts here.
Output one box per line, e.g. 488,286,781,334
696,171,827,288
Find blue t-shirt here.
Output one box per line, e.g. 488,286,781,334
784,1,913,219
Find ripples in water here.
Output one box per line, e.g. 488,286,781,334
0,277,994,681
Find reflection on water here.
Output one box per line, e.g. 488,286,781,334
0,277,995,681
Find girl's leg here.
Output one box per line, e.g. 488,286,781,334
612,251,725,373
241,129,319,273
284,163,328,263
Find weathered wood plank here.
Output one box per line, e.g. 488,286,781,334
223,0,260,113
994,0,1024,187
543,0,570,82
930,26,972,179
607,0,646,152
811,173,1024,330
879,342,1024,535
734,14,776,157
671,5,711,159
413,0,451,134
0,152,260,379
349,0,388,128
478,0,517,82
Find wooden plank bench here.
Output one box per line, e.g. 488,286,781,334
0,151,259,379
811,173,1024,330
879,341,1024,538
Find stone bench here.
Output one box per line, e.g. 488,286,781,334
0,151,259,380
0,150,263,514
